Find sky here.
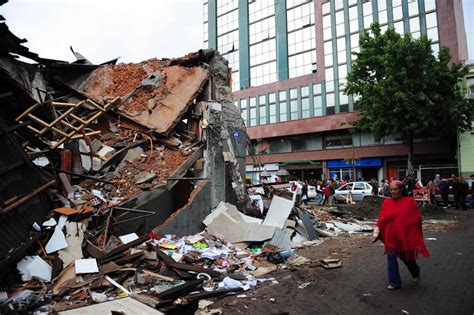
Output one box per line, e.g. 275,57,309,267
1,0,473,64
1,0,204,63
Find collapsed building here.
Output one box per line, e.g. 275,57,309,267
1,0,247,288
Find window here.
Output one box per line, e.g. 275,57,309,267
258,95,267,125
354,182,366,190
408,0,419,17
217,2,240,90
302,94,310,118
268,93,276,123
287,1,316,78
324,132,353,148
363,1,373,29
249,1,277,86
290,87,298,120
279,90,288,122
313,84,322,117
339,183,353,191
426,12,439,45
291,136,306,152
425,0,436,12
249,97,257,126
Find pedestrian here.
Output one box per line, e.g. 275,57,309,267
382,179,390,197
439,179,449,207
301,183,309,206
452,176,462,210
295,183,302,206
323,183,330,205
371,180,430,290
371,178,379,195
315,180,324,206
291,182,297,192
403,175,416,196
433,174,441,188
458,177,469,211
426,180,438,206
328,180,336,206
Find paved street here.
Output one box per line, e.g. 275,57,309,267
214,209,474,314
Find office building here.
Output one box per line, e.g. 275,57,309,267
204,0,468,182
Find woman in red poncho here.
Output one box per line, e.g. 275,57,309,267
372,180,430,290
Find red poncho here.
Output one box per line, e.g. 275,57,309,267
377,196,430,259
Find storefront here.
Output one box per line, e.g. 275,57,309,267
279,160,323,182
327,158,383,182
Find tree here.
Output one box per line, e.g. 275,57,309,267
345,23,473,176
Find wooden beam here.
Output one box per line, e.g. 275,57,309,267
1,179,55,214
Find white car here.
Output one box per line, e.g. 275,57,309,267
334,182,373,203
286,181,317,200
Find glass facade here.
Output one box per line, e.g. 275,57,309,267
217,0,240,91
203,1,209,49
249,0,277,86
206,0,442,126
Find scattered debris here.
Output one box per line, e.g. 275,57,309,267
319,259,343,269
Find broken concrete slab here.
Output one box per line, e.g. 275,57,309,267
206,212,275,243
203,201,262,226
299,214,318,241
264,228,295,251
80,61,209,135
262,196,294,229
58,297,164,315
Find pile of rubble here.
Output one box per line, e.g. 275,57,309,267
1,189,379,314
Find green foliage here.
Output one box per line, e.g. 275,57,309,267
345,23,474,141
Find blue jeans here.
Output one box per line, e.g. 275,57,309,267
387,251,420,288
315,194,323,205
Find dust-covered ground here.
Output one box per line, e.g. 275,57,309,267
209,208,474,315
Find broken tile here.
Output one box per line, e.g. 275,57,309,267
119,233,139,244
74,258,99,274
17,256,52,282
45,226,68,254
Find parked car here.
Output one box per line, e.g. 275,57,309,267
285,181,317,200
334,182,373,203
